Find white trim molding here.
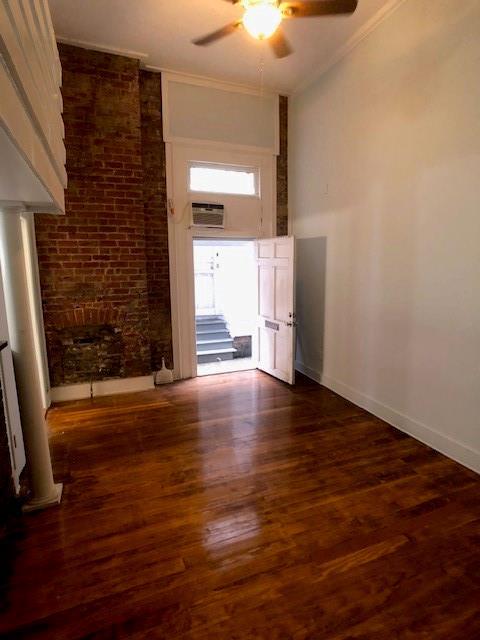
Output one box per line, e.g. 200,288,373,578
56,36,148,61
51,375,155,403
55,39,287,95
294,0,410,94
146,65,287,96
161,136,278,158
296,362,480,475
295,360,322,385
166,142,276,380
161,70,279,98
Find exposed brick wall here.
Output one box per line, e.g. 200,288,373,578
35,45,151,386
277,95,289,236
139,71,173,371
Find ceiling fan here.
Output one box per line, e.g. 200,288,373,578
192,0,358,59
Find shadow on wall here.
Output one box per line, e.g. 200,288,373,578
295,237,327,381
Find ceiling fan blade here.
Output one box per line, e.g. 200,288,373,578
269,28,293,59
192,22,240,46
282,0,358,18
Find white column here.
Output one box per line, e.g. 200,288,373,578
0,208,62,511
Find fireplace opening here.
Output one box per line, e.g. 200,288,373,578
60,324,124,384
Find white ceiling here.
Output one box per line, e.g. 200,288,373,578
49,0,399,94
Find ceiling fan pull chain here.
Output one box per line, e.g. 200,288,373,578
259,52,265,98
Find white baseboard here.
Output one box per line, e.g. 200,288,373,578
51,375,155,403
296,361,323,385
295,361,480,475
45,388,52,410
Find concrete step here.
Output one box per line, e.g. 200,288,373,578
196,338,234,352
197,348,236,364
196,316,225,323
195,315,236,363
196,329,231,340
196,315,224,322
196,319,227,330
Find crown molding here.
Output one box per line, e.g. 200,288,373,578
56,36,148,61
55,38,287,96
153,67,283,97
293,0,410,95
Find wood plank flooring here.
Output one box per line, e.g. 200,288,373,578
1,371,479,639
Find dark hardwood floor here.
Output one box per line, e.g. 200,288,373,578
1,371,479,639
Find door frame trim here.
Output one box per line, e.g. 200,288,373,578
166,142,276,380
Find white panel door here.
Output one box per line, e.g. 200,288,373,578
256,236,296,384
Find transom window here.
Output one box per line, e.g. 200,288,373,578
188,162,259,196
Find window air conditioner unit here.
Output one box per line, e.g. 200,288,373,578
191,202,225,229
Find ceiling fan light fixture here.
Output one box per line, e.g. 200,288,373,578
242,2,282,40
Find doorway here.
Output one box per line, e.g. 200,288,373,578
193,238,257,376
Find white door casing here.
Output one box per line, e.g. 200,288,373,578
167,142,276,379
256,236,296,385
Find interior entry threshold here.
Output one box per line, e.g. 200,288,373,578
196,358,256,377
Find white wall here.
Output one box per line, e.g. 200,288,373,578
166,80,278,152
290,0,480,472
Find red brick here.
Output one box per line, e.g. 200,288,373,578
35,45,152,386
